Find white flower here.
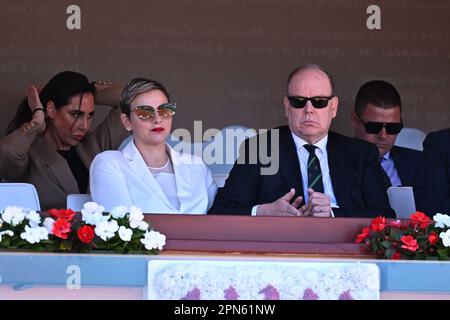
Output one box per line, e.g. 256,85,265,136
35,226,49,241
118,226,133,242
136,221,149,231
20,225,42,244
1,206,26,226
140,230,166,251
83,211,110,225
111,205,128,219
440,230,450,247
81,202,108,225
433,213,450,228
95,220,119,241
0,230,14,242
129,206,145,229
43,217,56,233
82,202,105,214
26,210,41,228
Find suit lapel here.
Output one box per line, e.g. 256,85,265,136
390,147,408,185
327,132,349,208
29,137,80,194
123,141,174,210
278,128,304,202
169,147,192,213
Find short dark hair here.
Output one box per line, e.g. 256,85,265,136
286,63,335,95
354,80,401,115
120,78,170,116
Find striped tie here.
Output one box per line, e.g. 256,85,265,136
304,144,324,193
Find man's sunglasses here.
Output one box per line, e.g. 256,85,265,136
132,103,177,120
356,113,403,135
287,96,334,109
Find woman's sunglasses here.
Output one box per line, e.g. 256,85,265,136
356,113,403,135
287,96,334,109
132,102,177,120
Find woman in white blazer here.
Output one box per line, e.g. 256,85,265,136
89,78,217,213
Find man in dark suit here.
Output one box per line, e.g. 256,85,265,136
351,80,422,192
209,64,395,218
416,129,450,215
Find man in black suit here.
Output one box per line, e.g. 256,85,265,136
417,129,450,215
351,80,422,192
209,64,395,218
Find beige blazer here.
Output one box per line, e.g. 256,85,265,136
0,108,128,210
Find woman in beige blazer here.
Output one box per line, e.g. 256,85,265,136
0,71,129,210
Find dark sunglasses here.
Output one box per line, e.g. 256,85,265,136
356,113,403,135
287,96,334,109
132,102,177,120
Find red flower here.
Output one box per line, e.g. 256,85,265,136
355,227,370,243
391,252,401,260
77,225,94,244
49,209,76,222
428,232,438,246
370,216,386,232
410,211,431,230
52,218,71,239
389,220,402,228
401,235,418,252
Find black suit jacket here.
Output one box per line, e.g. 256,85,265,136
390,145,422,187
416,129,450,215
208,126,395,218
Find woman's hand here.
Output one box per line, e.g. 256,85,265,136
27,85,46,133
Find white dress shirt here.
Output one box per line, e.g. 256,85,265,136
380,152,402,187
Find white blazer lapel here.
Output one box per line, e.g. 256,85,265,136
168,145,192,213
122,140,174,210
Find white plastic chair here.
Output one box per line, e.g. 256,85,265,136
212,174,228,188
203,125,256,175
0,183,41,211
394,127,427,151
67,194,92,211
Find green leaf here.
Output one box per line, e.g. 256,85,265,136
437,247,449,260
381,240,391,248
60,240,72,251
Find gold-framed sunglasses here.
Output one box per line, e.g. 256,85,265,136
132,102,177,120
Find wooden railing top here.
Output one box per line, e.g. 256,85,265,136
145,214,374,256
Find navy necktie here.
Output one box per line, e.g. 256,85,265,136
378,157,392,190
303,144,324,193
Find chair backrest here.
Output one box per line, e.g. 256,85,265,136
387,186,416,219
212,174,228,188
394,127,427,151
67,194,92,211
117,134,132,151
203,125,256,175
0,183,41,211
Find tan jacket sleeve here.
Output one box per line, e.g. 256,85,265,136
92,107,129,151
0,122,41,180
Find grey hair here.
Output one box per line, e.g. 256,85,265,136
120,77,170,116
286,63,335,95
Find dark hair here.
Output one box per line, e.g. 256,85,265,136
354,80,401,115
120,78,171,116
286,63,335,95
6,71,96,134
